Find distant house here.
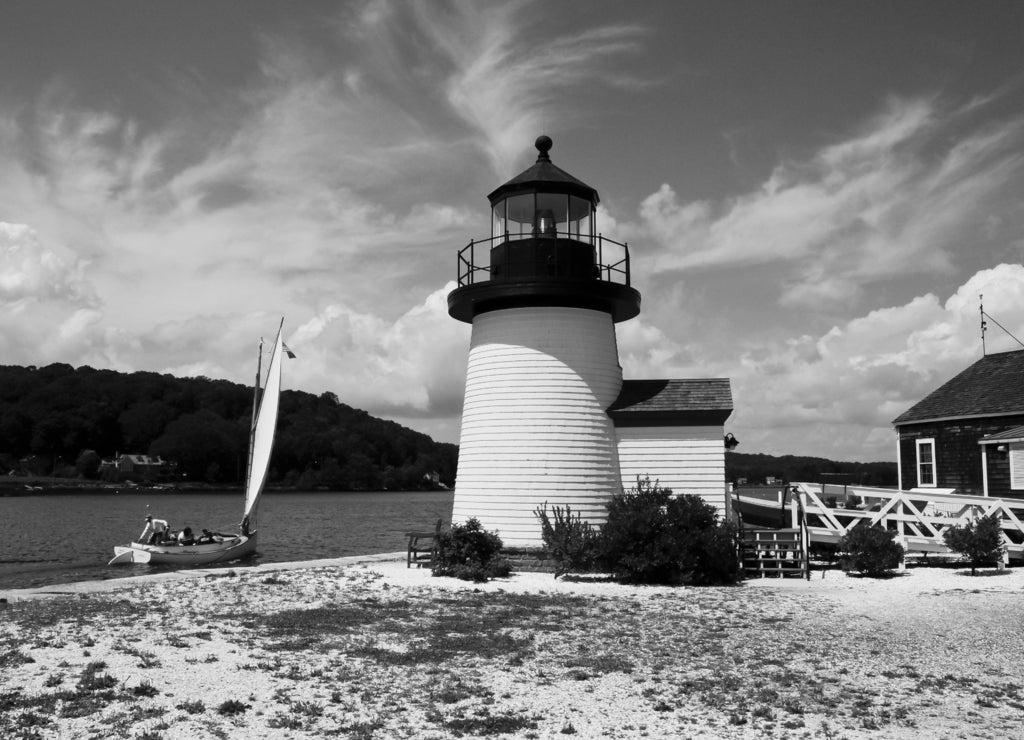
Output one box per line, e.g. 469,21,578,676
892,349,1024,498
608,378,734,513
100,453,175,480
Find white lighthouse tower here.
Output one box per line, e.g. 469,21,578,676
448,136,641,547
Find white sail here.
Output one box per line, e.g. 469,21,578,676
243,323,284,527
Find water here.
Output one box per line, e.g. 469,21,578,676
0,490,453,591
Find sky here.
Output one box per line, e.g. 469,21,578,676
3,0,1024,462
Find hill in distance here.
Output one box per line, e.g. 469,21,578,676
725,451,898,488
0,363,457,491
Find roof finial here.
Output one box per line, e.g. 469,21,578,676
535,135,552,162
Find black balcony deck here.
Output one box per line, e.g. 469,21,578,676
448,233,640,323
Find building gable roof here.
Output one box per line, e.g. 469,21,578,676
892,349,1024,425
608,378,733,426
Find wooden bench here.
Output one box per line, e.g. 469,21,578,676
406,519,443,568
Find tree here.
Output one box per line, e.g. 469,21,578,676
150,410,244,483
0,362,459,490
75,449,102,479
943,514,1005,575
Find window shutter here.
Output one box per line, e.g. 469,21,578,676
1011,443,1024,490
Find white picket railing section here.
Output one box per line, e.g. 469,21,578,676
788,482,1024,561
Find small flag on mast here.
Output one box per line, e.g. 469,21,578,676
282,343,296,359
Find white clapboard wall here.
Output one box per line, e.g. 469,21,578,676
615,425,728,515
452,306,623,547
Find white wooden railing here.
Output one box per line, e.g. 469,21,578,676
788,482,1024,561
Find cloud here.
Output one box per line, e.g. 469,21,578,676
660,264,1024,462
0,223,96,306
410,1,645,174
285,282,471,421
615,262,1024,461
630,97,1024,312
0,222,108,363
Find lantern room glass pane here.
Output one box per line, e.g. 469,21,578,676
492,200,506,240
568,195,593,241
505,194,534,240
535,192,566,238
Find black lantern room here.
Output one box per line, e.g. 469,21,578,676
447,136,641,324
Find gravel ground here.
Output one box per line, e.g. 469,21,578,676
2,558,1022,739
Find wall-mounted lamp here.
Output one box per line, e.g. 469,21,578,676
996,444,1008,453
724,433,739,450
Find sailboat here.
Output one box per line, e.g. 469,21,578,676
109,320,287,566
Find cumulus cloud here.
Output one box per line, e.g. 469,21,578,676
614,263,1024,461
0,223,96,306
285,282,470,421
723,265,1024,461
0,223,108,363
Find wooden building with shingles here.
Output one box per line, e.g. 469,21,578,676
892,349,1024,498
609,378,734,512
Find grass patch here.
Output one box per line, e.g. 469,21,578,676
562,652,634,676
176,699,205,714
444,711,538,735
131,680,159,698
216,699,249,716
0,649,35,668
2,598,139,631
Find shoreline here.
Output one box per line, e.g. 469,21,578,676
2,560,1022,739
0,552,407,603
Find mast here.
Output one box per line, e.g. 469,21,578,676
242,318,286,536
243,335,265,534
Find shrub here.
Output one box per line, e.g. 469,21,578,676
432,518,511,582
943,514,1005,575
217,699,249,715
838,523,903,576
535,503,601,578
599,476,741,585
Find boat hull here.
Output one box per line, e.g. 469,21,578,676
109,534,257,566
734,494,789,529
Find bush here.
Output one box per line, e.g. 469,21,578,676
432,518,511,582
838,523,903,576
943,514,1005,575
535,503,601,578
599,476,741,585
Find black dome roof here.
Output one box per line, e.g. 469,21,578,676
487,136,599,205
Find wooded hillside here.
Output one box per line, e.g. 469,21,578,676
725,451,897,487
0,363,457,490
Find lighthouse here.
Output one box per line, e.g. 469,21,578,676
447,136,642,547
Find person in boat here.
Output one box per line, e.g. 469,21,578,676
177,527,195,545
139,515,169,544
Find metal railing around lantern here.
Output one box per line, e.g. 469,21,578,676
456,232,631,288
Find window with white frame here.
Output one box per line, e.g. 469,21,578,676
916,438,936,487
1010,442,1024,490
